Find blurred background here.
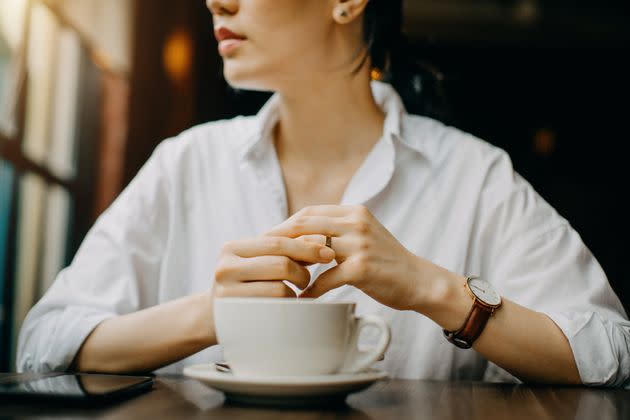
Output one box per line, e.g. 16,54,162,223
0,0,628,371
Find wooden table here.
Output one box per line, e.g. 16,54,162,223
1,373,629,419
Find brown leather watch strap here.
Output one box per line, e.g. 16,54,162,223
443,300,493,349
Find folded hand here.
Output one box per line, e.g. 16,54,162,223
265,205,423,310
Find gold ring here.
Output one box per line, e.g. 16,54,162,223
325,236,332,248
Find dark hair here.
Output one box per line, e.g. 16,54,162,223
363,0,449,121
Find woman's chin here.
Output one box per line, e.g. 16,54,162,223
224,74,274,92
222,60,279,90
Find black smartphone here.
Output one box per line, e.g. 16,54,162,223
0,373,154,405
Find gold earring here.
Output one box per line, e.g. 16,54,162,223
371,68,384,81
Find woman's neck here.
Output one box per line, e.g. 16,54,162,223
273,68,385,168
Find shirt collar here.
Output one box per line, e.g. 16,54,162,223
238,80,426,162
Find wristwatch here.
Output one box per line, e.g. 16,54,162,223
443,276,502,349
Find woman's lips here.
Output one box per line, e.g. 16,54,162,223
218,38,244,55
214,26,246,56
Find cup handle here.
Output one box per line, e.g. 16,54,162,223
340,315,391,374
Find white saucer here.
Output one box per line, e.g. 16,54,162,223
183,363,388,407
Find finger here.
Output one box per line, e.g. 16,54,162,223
217,281,297,298
298,235,354,262
296,235,324,244
266,215,353,238
228,237,335,264
293,236,325,266
297,205,354,217
299,263,351,299
222,255,311,289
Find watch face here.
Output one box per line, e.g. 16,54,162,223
468,277,501,306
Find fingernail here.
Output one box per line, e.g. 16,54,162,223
319,247,335,261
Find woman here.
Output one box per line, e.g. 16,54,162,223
18,0,629,385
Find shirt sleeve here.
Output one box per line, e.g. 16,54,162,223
17,140,174,373
476,151,630,387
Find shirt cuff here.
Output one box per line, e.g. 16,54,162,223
545,310,629,387
21,307,115,373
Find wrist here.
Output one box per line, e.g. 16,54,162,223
190,291,218,347
412,259,472,331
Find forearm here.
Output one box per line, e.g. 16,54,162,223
73,292,216,373
416,261,581,385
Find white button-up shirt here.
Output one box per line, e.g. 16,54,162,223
18,82,630,386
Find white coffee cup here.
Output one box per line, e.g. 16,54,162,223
214,297,391,377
